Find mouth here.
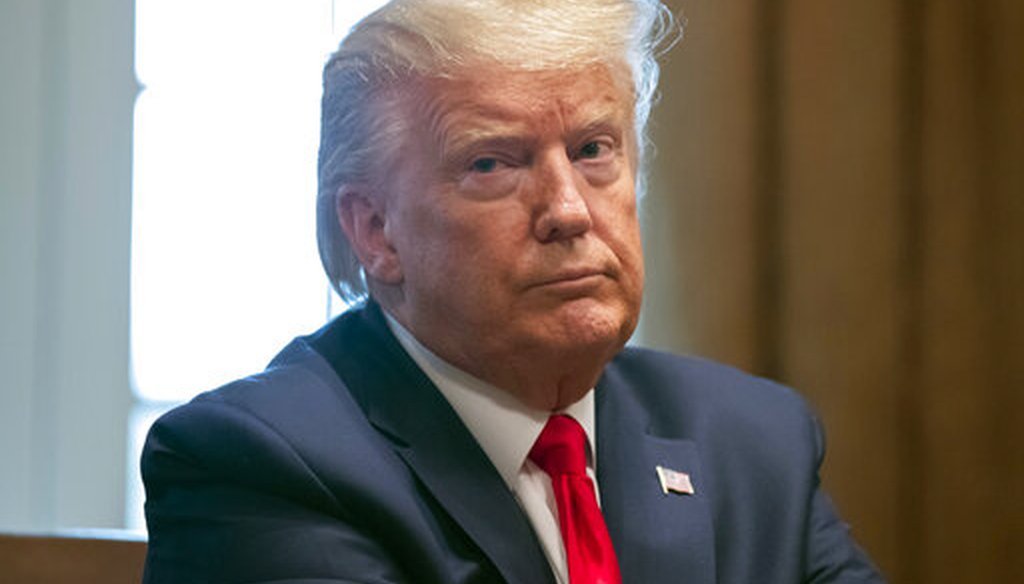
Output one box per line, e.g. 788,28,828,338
528,267,611,294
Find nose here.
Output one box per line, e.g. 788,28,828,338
532,151,593,243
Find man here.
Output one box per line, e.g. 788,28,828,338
141,1,885,582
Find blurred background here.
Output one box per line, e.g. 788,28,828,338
1,1,1021,583
641,1,1023,582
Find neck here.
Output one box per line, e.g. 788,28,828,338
380,302,615,411
472,348,611,411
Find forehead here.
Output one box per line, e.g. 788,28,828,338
416,65,635,147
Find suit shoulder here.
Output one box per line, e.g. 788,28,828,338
141,337,388,508
608,347,809,410
602,347,819,450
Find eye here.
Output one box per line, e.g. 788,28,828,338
574,139,614,161
578,141,604,159
469,157,501,173
570,136,622,186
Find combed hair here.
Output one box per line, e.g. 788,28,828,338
317,0,679,301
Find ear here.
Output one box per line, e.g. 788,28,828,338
335,187,403,285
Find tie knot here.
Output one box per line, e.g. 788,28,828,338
529,414,588,477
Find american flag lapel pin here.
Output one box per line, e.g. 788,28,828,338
656,465,695,496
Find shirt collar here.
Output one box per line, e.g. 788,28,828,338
384,312,597,490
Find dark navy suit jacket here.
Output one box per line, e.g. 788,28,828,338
141,302,884,583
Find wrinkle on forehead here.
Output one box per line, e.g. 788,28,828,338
413,66,636,164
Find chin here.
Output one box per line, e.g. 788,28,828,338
548,299,636,354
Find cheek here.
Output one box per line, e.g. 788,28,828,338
403,202,524,290
596,190,642,250
594,191,645,294
443,197,530,251
392,203,455,287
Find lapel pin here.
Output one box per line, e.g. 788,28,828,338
656,465,695,496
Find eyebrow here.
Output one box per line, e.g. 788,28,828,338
568,114,628,143
430,102,532,155
440,129,533,166
435,105,628,165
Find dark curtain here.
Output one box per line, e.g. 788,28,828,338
640,1,1024,582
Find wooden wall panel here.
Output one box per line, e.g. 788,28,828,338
0,533,146,584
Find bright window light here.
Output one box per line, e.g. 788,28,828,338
131,1,383,402
127,0,387,529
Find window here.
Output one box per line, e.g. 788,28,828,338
127,0,386,529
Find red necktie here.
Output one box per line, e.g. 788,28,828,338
529,414,622,584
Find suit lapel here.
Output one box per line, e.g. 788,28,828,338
324,304,555,584
596,375,717,584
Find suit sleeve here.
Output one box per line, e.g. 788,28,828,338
140,399,412,584
803,417,887,584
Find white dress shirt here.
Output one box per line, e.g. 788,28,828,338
385,314,598,584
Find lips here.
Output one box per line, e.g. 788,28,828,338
529,266,612,290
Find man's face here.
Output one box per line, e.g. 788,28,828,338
381,66,644,409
